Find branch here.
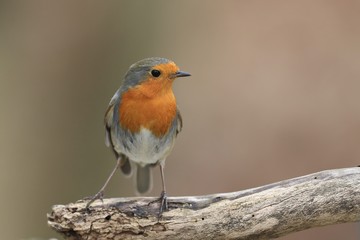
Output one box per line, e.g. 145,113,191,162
47,167,360,240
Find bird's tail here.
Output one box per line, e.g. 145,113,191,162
119,154,132,177
135,164,152,194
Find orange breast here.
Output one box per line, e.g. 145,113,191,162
119,79,177,137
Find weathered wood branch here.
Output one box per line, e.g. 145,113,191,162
47,167,360,240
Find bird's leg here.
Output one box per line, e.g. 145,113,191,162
159,163,168,213
85,157,121,208
148,163,168,217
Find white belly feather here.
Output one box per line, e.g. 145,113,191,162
113,127,176,166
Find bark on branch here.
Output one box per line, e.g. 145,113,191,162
47,167,360,239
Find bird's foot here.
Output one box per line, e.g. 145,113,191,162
148,190,168,217
85,190,104,209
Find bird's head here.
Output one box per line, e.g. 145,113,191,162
122,57,190,97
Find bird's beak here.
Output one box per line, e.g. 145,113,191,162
174,71,191,78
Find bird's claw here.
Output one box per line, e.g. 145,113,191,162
85,190,104,209
159,190,168,213
148,191,168,217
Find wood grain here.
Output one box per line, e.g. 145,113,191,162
47,167,360,240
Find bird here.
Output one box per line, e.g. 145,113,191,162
86,57,191,215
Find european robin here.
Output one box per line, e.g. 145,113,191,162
86,57,190,215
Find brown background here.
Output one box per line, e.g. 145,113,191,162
1,1,359,239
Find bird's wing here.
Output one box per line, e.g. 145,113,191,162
175,108,183,136
104,105,114,147
104,89,121,147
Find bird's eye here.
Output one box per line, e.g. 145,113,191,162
151,69,161,77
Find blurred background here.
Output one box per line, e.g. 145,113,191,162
0,1,359,239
